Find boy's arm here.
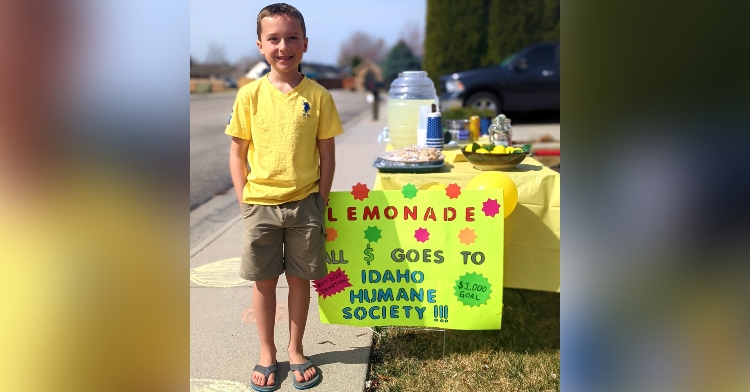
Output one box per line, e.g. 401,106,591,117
318,137,335,204
229,137,250,207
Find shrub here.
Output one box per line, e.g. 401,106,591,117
441,107,495,120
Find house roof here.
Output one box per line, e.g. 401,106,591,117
245,61,271,79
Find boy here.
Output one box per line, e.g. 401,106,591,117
226,3,342,390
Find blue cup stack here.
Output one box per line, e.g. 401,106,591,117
426,112,443,150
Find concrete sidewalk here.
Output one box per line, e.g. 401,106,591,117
188,102,561,391
189,105,388,392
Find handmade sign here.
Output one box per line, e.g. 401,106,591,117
314,183,504,330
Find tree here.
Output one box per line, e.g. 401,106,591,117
205,42,227,65
481,0,560,66
423,0,489,85
424,0,560,86
382,40,422,81
337,31,387,67
349,56,363,76
399,20,424,57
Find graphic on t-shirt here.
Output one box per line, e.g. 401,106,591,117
227,109,233,124
302,100,310,117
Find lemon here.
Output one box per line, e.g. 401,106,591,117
505,146,515,154
475,148,489,154
464,144,474,152
491,149,504,154
514,148,524,154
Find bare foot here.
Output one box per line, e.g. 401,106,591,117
252,350,277,387
288,349,316,383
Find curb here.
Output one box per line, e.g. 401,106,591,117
190,214,241,258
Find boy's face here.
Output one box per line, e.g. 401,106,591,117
256,15,307,76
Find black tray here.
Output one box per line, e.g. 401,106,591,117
373,157,445,173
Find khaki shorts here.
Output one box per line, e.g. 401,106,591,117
240,193,328,281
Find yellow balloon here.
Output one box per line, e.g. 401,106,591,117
419,182,448,191
465,172,518,218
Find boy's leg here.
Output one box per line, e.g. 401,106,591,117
252,276,279,387
286,274,317,382
240,203,285,387
283,193,328,383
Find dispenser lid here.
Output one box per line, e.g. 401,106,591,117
388,71,437,100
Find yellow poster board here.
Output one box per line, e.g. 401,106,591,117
315,183,504,330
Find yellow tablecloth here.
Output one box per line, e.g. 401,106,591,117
374,156,560,292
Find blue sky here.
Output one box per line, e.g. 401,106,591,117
190,0,427,64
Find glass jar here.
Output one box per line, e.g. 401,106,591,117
386,71,438,149
488,115,512,146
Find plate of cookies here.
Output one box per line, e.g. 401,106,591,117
377,145,445,163
373,145,446,173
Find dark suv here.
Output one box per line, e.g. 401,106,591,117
439,42,559,114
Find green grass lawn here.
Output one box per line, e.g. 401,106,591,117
366,289,560,392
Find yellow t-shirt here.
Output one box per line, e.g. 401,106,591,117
225,75,344,205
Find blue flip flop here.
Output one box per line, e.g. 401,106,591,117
289,358,321,390
250,362,278,392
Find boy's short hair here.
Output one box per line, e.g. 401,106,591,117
256,3,306,39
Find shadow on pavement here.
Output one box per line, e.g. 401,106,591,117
308,346,371,366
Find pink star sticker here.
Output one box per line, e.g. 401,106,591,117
446,183,462,199
482,198,501,217
414,227,430,243
312,267,353,299
351,183,370,201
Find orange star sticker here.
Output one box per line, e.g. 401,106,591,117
326,227,338,242
457,227,477,246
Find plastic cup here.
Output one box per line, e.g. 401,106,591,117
426,112,443,150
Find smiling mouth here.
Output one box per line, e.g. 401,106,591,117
276,55,294,61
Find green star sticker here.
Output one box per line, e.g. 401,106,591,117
453,272,493,307
363,226,383,243
401,183,418,199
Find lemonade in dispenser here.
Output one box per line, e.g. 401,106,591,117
386,71,438,149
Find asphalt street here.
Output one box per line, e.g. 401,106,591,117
190,89,370,211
